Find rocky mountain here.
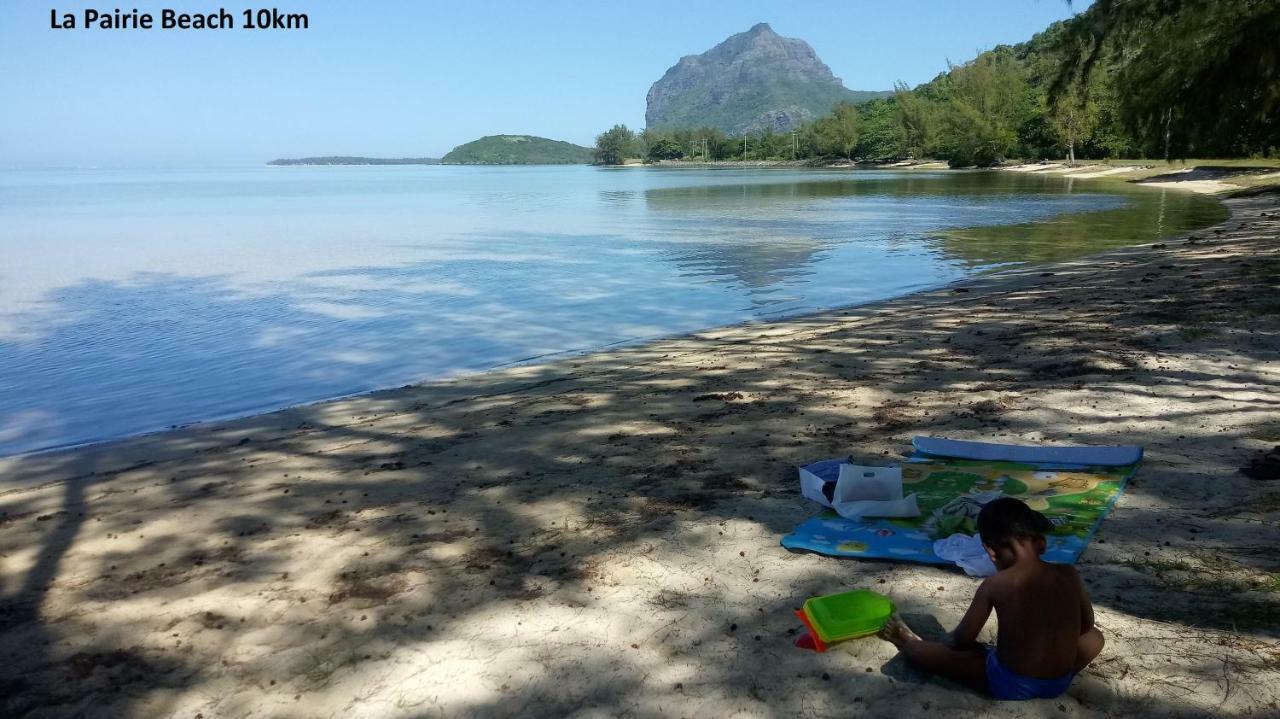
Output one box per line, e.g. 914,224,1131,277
646,23,889,135
440,135,594,165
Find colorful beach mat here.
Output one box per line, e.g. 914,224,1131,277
781,437,1142,565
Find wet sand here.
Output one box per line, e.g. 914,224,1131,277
2,194,1278,718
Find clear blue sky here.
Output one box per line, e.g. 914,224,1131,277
0,1,1091,168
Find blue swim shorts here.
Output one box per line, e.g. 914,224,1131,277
986,648,1076,700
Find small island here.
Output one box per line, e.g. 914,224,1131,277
440,135,593,165
267,156,441,166
269,136,594,167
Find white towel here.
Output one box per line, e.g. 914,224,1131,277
933,533,997,577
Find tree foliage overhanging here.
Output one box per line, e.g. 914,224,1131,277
595,0,1280,166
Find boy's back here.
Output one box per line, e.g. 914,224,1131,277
988,561,1085,679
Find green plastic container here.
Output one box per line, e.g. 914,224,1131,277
802,589,895,644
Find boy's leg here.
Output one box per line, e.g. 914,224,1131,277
900,640,988,692
1074,626,1104,673
880,615,988,692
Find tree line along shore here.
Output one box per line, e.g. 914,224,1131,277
594,1,1279,168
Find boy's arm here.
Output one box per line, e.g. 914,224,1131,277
1073,567,1095,633
951,578,995,650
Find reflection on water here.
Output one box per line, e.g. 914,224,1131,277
0,166,1225,455
934,186,1226,266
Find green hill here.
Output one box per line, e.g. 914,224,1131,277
441,135,594,165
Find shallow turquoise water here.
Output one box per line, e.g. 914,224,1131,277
0,166,1225,455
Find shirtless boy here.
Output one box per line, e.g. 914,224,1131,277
879,497,1104,700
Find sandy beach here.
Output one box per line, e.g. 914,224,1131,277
2,191,1278,718
999,162,1280,194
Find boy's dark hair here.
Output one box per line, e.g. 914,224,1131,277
977,497,1053,547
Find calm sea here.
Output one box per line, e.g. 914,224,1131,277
0,166,1225,455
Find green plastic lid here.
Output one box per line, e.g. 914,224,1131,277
802,589,895,643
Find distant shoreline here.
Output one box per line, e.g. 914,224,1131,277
266,158,592,167
996,160,1280,194
267,156,441,166
636,158,1280,195
261,156,1280,195
638,158,949,170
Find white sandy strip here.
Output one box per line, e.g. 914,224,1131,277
1067,166,1143,178
1138,179,1243,194
1051,165,1107,174
1003,164,1060,172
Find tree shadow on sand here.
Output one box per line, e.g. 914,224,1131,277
1,196,1278,717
